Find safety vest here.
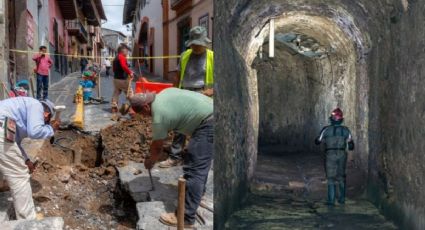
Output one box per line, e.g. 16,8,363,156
179,49,214,88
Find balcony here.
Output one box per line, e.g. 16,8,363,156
66,20,88,43
171,0,192,12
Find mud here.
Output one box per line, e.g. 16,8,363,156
29,117,163,230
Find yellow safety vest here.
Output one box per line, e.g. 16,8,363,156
179,49,214,89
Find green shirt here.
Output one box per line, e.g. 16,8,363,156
151,88,213,140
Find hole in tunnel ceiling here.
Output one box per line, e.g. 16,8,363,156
275,33,331,58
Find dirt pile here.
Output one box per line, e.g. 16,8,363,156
30,117,162,230
100,116,170,167
100,117,152,167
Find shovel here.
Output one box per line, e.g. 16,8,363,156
118,78,133,116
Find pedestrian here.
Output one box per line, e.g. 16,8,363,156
111,43,135,120
0,97,60,219
104,58,111,77
159,26,214,168
129,88,213,228
32,46,52,100
315,108,355,206
80,56,88,75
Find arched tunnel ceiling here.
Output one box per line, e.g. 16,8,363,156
271,14,357,59
275,33,327,58
256,13,360,63
237,3,372,67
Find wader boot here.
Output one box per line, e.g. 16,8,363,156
338,182,346,204
327,184,336,206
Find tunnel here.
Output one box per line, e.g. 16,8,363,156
215,0,425,229
251,14,366,200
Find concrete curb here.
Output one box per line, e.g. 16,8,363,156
72,86,84,129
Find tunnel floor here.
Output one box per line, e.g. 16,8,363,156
225,146,398,229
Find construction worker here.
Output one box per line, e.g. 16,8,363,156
129,88,213,228
315,108,354,206
111,43,135,120
32,45,53,100
0,97,60,219
159,26,214,168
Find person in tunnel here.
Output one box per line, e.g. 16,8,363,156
315,108,354,206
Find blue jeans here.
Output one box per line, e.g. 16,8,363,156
36,74,49,100
183,117,214,224
169,132,186,160
81,65,86,74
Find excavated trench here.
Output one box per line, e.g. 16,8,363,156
30,118,153,229
215,0,425,229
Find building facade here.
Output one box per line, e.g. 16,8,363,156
165,0,213,79
124,0,164,77
123,0,213,80
0,0,106,98
102,28,127,60
66,0,106,73
0,0,8,99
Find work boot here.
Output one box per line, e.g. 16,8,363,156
159,158,182,168
327,184,336,206
338,182,346,204
159,212,194,228
199,196,214,212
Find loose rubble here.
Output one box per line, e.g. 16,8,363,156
27,117,159,229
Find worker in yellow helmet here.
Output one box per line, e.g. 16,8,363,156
159,26,214,169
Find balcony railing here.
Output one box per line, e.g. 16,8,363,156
171,0,192,10
66,20,88,43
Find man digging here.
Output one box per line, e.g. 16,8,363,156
0,97,60,219
129,88,213,228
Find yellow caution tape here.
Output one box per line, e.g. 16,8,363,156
9,49,180,60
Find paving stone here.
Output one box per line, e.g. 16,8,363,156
117,161,182,203
118,161,213,229
136,201,213,230
0,217,64,230
136,201,168,230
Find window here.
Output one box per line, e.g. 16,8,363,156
199,13,209,37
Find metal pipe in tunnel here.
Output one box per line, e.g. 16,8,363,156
269,18,275,58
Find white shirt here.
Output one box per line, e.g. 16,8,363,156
104,60,111,67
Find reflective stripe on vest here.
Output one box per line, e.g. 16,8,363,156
179,49,214,89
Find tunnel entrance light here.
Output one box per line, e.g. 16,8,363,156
275,32,327,58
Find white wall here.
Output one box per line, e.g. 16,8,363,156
36,0,49,47
135,0,163,76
